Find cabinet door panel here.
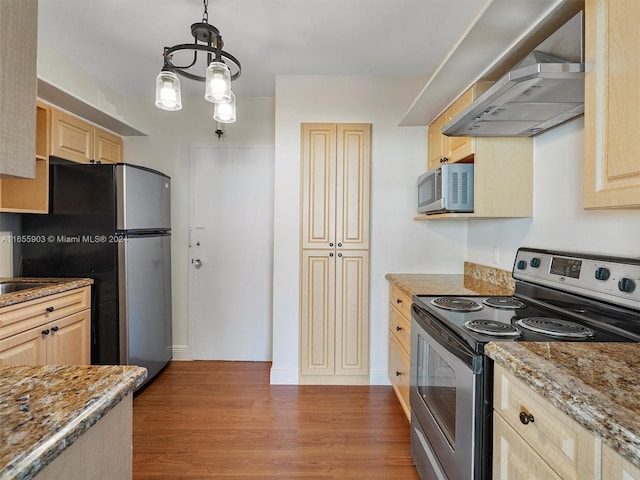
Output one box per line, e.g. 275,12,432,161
388,330,410,420
335,124,370,249
334,250,369,375
51,108,93,164
0,327,47,366
94,127,122,164
48,310,91,365
602,443,640,480
301,124,336,249
584,0,640,208
300,250,335,376
493,414,562,480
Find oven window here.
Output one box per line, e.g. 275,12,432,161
416,334,456,446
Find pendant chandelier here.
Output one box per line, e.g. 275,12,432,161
155,0,241,123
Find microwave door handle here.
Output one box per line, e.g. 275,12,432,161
412,305,481,373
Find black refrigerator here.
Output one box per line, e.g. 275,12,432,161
21,159,172,388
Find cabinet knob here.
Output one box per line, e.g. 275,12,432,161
396,298,402,304
519,411,535,425
46,306,55,313
395,371,402,377
338,253,342,258
41,329,50,336
329,243,334,247
337,242,342,247
329,253,334,257
51,326,59,332
396,326,402,332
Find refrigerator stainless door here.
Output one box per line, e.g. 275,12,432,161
116,164,171,231
118,233,172,387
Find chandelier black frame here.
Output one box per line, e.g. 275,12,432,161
155,0,241,122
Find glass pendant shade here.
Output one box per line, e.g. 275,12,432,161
205,61,232,103
213,91,236,123
155,70,182,111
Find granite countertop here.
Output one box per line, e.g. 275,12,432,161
386,262,515,297
0,365,147,480
486,342,640,469
0,278,94,308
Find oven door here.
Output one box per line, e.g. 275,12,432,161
410,304,483,480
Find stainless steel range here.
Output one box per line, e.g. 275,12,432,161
409,248,640,480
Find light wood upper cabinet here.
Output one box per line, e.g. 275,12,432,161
0,286,92,366
301,123,370,250
427,82,491,169
94,127,123,164
0,103,50,213
0,0,37,178
584,0,640,209
51,107,122,164
423,83,533,219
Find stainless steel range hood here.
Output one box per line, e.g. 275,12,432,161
442,11,584,137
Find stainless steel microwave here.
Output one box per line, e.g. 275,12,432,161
417,163,474,214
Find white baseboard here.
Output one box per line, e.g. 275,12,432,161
171,345,191,361
369,369,392,386
269,367,299,385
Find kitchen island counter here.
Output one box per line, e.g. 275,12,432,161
0,278,93,308
486,342,640,470
0,364,146,480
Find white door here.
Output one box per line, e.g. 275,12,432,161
189,145,274,360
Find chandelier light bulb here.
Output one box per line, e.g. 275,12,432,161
205,61,232,103
155,70,182,111
213,91,236,123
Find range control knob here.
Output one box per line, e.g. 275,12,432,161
517,260,527,270
618,277,636,293
529,257,541,268
595,267,611,281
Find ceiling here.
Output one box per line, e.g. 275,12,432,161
37,0,489,100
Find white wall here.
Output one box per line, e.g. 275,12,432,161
466,117,640,268
271,76,468,384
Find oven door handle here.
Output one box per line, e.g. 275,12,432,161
412,304,482,374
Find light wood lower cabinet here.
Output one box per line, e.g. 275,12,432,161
0,286,91,366
388,285,411,420
299,250,369,384
493,364,639,479
35,393,133,480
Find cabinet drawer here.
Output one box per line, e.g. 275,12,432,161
493,365,596,480
389,330,410,420
389,304,410,352
389,285,412,320
493,413,562,479
0,287,91,341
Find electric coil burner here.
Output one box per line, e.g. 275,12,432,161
516,317,594,338
430,297,482,312
482,296,526,309
463,319,521,337
409,247,640,480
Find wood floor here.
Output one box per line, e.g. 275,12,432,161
133,361,420,480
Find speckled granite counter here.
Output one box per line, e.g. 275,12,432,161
385,262,515,297
0,279,93,308
485,342,640,469
0,365,147,480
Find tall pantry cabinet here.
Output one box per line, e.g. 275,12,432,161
299,123,371,385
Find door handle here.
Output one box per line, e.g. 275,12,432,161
194,258,204,268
